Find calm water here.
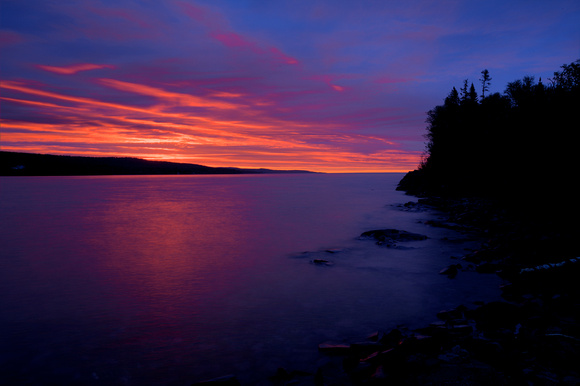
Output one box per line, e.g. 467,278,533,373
0,174,501,385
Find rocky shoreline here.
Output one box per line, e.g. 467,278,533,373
195,196,580,385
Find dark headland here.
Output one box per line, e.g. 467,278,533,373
316,60,580,385
0,151,315,176
192,60,580,384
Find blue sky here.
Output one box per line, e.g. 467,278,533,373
1,0,578,171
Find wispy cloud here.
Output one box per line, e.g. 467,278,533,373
37,63,115,75
1,0,578,171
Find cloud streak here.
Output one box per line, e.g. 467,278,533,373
1,0,578,172
37,63,115,75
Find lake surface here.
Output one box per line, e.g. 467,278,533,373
0,174,502,384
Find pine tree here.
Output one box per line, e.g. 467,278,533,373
460,79,469,104
479,69,492,98
469,83,478,103
444,87,460,106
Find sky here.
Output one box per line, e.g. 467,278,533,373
1,0,579,172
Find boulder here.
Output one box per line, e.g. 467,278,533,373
350,341,383,355
311,259,333,266
437,345,470,364
439,264,459,278
318,343,351,355
359,229,428,247
437,308,464,321
379,328,404,348
192,375,241,385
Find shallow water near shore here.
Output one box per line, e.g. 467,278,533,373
0,173,502,384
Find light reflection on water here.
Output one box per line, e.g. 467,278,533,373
0,174,502,384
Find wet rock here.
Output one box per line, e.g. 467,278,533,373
311,259,333,266
348,361,375,380
437,345,470,364
369,365,388,381
395,201,428,212
439,264,459,278
468,301,521,330
465,337,504,364
437,308,465,321
424,219,464,231
378,328,404,348
476,262,502,273
400,335,440,355
314,368,324,386
192,375,241,385
268,367,290,384
359,229,428,247
366,331,382,342
350,341,383,355
449,324,474,336
360,348,397,364
318,342,351,355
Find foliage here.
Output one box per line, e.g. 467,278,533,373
403,59,580,208
479,69,492,98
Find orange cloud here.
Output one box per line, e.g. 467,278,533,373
0,79,419,172
98,78,239,110
37,63,115,74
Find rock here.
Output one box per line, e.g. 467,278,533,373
311,259,333,266
192,375,241,385
370,365,388,380
318,342,351,355
359,229,428,247
366,331,382,342
465,337,504,363
348,361,375,380
270,367,289,382
379,328,404,348
475,262,501,273
350,341,383,355
439,264,459,278
437,345,470,364
469,301,521,330
314,368,324,386
400,335,439,354
360,348,397,364
437,308,464,321
449,324,473,336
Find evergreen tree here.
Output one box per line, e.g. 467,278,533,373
444,87,460,106
402,59,579,199
468,83,478,103
459,79,469,104
479,69,492,98
549,59,580,89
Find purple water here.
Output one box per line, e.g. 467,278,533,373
0,174,502,384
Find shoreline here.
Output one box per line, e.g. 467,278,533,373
196,194,580,385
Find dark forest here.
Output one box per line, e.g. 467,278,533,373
399,59,579,212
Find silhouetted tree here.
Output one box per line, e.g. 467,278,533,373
459,79,469,105
444,87,460,106
504,75,535,107
479,69,492,98
550,59,580,89
403,59,579,201
468,83,478,103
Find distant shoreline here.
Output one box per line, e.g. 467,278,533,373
0,151,316,176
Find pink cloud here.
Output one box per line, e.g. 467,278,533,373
0,30,25,47
176,1,299,67
269,47,299,65
37,63,115,75
210,32,252,48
